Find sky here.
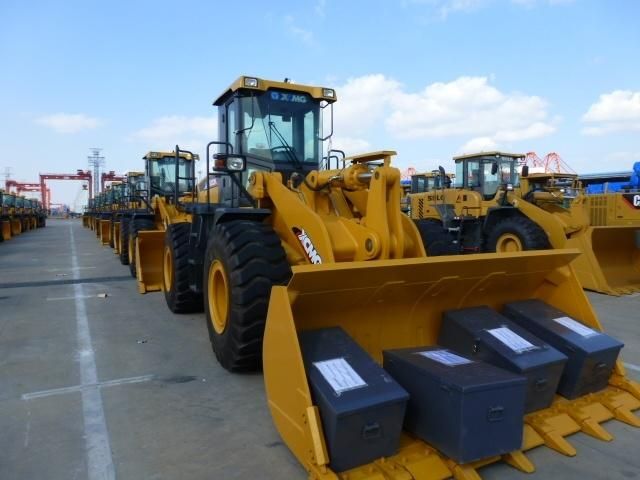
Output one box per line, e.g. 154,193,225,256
1,0,639,209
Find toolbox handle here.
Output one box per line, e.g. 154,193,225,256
534,378,548,391
362,422,382,440
593,362,608,374
487,406,505,422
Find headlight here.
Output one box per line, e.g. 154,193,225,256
213,153,246,172
227,156,245,171
244,77,259,88
322,88,335,98
506,183,514,191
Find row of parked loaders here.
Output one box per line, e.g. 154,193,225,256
79,76,639,480
300,299,629,476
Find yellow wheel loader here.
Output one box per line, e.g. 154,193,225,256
0,190,13,241
126,149,200,294
585,190,640,226
408,152,640,295
130,77,640,478
111,171,146,265
6,193,22,237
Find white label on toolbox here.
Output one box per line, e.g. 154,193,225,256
314,357,367,394
487,327,538,353
418,350,472,366
554,316,599,338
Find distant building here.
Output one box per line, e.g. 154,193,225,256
578,171,631,193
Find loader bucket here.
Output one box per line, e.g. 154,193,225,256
100,220,111,246
113,222,121,255
566,226,640,295
1,221,11,240
10,219,21,236
264,250,640,480
135,229,164,294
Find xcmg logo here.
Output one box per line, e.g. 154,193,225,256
271,91,308,103
623,194,640,209
292,227,322,264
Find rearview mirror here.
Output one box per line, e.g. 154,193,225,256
491,162,498,176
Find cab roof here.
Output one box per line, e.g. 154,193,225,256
143,151,198,160
213,76,337,106
524,172,578,180
453,151,525,162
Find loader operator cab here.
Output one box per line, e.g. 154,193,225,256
143,151,197,203
454,152,523,200
125,171,146,206
212,76,337,192
411,171,453,194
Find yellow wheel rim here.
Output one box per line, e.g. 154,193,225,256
496,233,523,253
163,245,173,292
208,260,229,335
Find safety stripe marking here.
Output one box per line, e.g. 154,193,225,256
69,223,116,480
22,374,154,400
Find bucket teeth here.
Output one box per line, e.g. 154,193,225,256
502,451,535,473
580,418,613,442
447,462,484,480
556,398,615,442
525,412,580,456
599,388,640,427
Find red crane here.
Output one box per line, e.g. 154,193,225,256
523,152,576,174
543,152,576,174
39,170,92,210
4,180,50,202
101,171,126,191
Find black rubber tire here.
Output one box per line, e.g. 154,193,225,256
128,218,156,278
485,216,550,252
414,219,460,256
119,218,130,265
203,220,291,372
163,223,203,313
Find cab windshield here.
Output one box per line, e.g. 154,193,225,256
149,157,194,196
237,90,321,165
458,156,520,199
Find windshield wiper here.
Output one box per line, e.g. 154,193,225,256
268,121,302,169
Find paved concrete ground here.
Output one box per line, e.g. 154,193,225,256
0,219,638,480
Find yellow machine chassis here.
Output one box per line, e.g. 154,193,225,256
264,249,640,480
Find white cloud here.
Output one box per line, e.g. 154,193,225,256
284,15,315,46
315,0,327,17
405,0,572,19
333,74,402,136
133,115,217,140
511,0,575,6
459,136,499,153
330,136,371,155
35,113,102,133
333,74,556,154
581,90,640,135
131,115,218,157
438,0,487,17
